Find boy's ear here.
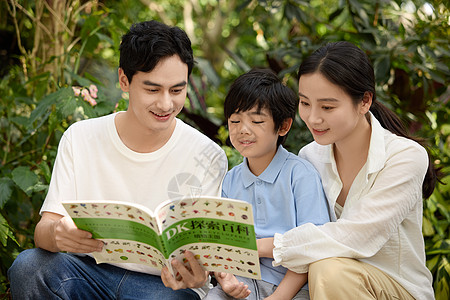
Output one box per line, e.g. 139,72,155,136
118,68,130,92
278,118,293,137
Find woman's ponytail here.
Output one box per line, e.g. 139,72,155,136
370,101,438,199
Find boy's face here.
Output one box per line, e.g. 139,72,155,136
118,55,188,136
228,106,290,170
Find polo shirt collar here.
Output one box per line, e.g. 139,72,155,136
241,145,289,188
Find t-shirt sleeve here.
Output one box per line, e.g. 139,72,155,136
200,146,228,198
292,160,330,227
40,130,76,216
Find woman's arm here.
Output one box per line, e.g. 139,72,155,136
274,141,429,273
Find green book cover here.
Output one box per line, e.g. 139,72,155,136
62,196,261,279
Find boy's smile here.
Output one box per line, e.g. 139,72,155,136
228,106,288,176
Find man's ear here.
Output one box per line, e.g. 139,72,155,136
360,91,373,114
278,118,293,136
118,68,130,92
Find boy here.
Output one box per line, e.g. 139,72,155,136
8,20,227,299
205,69,330,299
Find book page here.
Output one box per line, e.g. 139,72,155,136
156,196,261,279
63,201,168,270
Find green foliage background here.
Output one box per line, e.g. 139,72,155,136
0,0,448,299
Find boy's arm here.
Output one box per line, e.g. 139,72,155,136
34,212,103,253
266,270,307,300
257,237,275,258
257,238,307,298
214,272,251,298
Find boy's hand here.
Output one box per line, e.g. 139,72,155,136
215,272,251,299
53,216,104,253
161,251,209,290
257,237,275,258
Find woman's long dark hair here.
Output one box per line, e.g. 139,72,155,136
298,41,438,198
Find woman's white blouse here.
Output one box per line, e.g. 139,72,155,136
273,113,434,299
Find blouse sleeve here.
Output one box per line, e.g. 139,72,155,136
273,140,428,273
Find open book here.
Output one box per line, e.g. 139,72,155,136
62,196,261,280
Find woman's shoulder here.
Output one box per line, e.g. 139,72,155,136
298,141,330,162
380,129,429,176
383,129,427,158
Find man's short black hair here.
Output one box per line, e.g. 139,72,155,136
224,68,298,146
119,20,194,83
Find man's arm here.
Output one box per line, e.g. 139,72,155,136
35,212,103,253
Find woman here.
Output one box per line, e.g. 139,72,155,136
259,41,437,299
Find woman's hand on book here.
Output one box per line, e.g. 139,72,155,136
161,250,209,290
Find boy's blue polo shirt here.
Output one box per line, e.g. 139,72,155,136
222,145,330,286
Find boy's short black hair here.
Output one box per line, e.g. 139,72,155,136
224,68,298,146
119,20,194,83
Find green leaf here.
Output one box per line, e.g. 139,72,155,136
33,183,48,194
329,7,345,21
39,161,52,184
28,87,74,128
25,71,51,85
83,72,102,85
0,178,13,209
423,216,435,236
11,166,39,196
374,54,391,83
438,175,450,193
0,213,19,247
441,124,450,136
196,58,221,87
10,116,30,127
94,101,115,117
96,32,114,45
427,254,440,271
57,97,78,119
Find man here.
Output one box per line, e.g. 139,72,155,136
8,20,227,299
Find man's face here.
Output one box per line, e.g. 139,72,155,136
118,55,188,137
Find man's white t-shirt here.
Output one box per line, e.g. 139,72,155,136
41,112,228,277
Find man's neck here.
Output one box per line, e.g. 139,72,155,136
114,112,176,153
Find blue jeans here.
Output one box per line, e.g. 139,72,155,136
8,248,201,300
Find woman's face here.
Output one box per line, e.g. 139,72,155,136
298,72,369,146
